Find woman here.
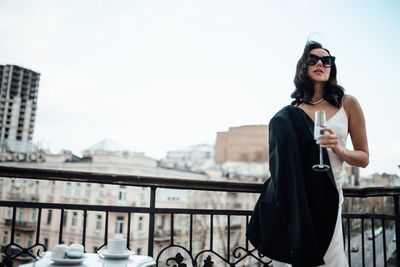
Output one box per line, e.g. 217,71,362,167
246,41,369,266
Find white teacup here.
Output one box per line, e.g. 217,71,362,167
107,234,126,254
52,244,69,259
69,243,84,253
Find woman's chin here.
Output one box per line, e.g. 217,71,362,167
311,78,328,84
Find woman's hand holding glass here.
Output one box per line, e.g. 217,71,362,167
317,128,344,155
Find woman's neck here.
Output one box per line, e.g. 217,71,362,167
312,83,324,102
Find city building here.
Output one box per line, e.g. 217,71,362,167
0,65,41,161
359,172,400,187
159,144,214,172
214,125,269,179
81,139,156,167
343,162,360,186
214,125,268,164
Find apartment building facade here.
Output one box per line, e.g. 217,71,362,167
0,65,40,161
214,125,269,164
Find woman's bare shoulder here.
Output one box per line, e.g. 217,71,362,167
343,94,364,117
343,94,361,108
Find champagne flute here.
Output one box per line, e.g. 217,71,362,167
312,110,330,172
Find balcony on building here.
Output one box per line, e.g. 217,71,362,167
4,219,36,232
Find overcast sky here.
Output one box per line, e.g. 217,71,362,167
0,0,399,176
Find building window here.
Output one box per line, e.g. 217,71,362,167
44,238,49,249
10,180,15,194
74,183,81,199
96,215,102,232
27,234,33,247
138,216,143,232
84,184,91,200
5,207,11,219
29,209,36,222
137,248,142,255
33,181,39,197
17,208,23,221
21,180,27,197
15,233,20,245
49,181,55,196
63,211,68,227
47,210,52,225
2,231,8,245
118,186,126,205
98,184,105,200
64,183,71,198
115,216,124,234
161,215,166,229
71,212,78,227
0,179,3,193
140,187,146,202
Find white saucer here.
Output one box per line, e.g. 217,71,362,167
98,249,135,259
48,254,86,265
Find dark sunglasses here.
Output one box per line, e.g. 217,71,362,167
306,54,336,68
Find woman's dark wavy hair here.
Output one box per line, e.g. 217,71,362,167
291,41,344,107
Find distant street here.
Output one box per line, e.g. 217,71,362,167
346,229,396,267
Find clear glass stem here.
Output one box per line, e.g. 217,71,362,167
319,145,323,166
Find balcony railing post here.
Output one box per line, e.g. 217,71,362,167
170,213,174,245
361,217,365,267
127,211,131,250
59,209,64,244
36,208,42,248
371,218,376,267
189,214,193,255
10,207,16,244
148,186,156,257
82,210,87,249
97,211,109,252
394,195,400,267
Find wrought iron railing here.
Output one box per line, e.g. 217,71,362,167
0,166,399,266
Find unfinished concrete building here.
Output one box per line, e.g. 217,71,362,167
0,65,40,161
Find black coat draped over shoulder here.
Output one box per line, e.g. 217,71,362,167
246,105,339,266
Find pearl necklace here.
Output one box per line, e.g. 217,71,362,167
302,97,325,105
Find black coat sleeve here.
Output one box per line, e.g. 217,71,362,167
268,111,324,266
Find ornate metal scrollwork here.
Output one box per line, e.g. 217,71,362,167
194,249,229,266
156,244,195,267
231,246,272,266
3,242,47,264
202,255,214,267
156,244,272,266
166,252,187,267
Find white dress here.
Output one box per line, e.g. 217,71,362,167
274,106,349,267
